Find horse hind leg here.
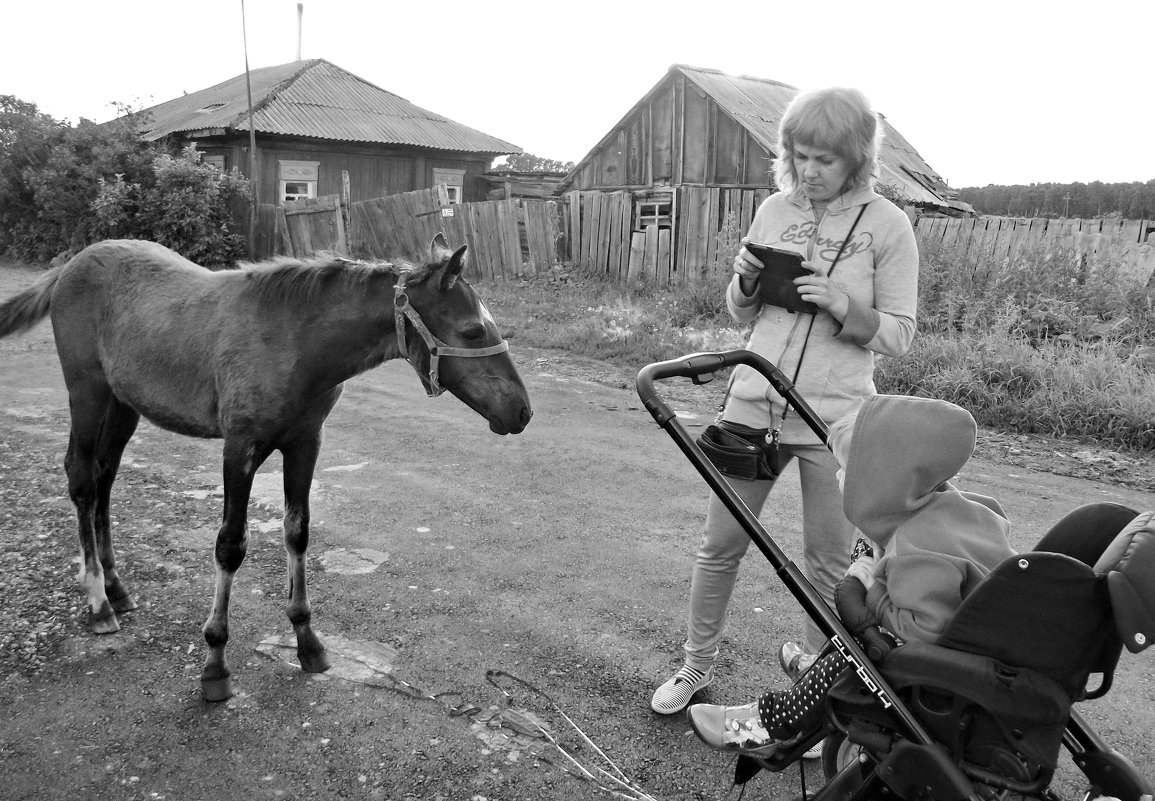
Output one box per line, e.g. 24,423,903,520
281,433,330,674
64,383,130,634
94,397,141,615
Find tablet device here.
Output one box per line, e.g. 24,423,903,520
744,243,817,315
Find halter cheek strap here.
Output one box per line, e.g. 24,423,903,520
393,270,509,397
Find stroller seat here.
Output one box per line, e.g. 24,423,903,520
826,502,1155,798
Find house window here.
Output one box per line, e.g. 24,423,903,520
203,155,225,172
432,168,465,205
279,160,319,203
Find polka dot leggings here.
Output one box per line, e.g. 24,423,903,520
757,651,845,738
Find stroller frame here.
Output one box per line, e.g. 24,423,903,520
636,350,1153,801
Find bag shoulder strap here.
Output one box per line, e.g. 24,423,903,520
778,201,871,429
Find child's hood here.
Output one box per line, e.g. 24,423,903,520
842,395,977,547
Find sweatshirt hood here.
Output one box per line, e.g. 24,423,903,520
787,184,879,215
840,395,977,546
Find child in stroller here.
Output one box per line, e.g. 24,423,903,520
688,393,1016,757
683,392,1155,800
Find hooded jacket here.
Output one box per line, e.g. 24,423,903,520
725,187,918,443
838,395,1015,643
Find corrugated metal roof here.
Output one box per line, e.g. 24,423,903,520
136,59,520,155
566,64,969,212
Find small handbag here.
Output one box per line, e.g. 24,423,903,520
697,420,780,481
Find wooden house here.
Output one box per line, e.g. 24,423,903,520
558,64,971,282
135,59,521,207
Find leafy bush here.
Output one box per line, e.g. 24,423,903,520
92,144,250,268
0,98,158,260
1,97,251,266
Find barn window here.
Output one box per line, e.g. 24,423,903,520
278,160,319,204
432,168,465,205
203,154,225,172
635,192,673,231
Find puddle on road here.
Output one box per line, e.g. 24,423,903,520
322,462,369,473
254,633,554,763
316,548,390,574
256,633,400,684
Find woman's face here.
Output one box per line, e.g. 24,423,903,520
793,142,852,204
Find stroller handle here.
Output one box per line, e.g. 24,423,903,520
636,350,830,443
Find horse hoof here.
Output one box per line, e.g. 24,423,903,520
201,676,235,703
299,650,331,674
108,590,138,614
90,604,120,634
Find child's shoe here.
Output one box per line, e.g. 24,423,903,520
687,701,782,758
779,641,818,681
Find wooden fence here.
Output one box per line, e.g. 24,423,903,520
565,189,1155,286
250,187,563,281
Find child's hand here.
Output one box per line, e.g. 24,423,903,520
845,554,877,590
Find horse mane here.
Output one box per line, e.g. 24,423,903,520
237,254,431,307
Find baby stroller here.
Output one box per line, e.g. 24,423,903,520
636,350,1155,801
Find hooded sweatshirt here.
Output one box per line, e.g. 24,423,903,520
725,187,918,443
837,395,1015,643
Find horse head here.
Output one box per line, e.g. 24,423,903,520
396,234,532,435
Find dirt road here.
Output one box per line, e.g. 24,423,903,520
1,264,1151,801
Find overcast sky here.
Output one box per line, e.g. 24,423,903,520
6,0,1153,188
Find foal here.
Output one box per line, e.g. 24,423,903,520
0,235,531,700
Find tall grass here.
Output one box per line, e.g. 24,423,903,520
483,234,1155,452
880,239,1155,451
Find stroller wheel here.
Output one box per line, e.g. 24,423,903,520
821,732,866,781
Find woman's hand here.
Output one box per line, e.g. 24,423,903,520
795,261,850,322
733,238,763,296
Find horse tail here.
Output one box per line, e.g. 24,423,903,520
0,266,60,339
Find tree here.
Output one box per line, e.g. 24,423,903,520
0,98,158,260
492,152,575,174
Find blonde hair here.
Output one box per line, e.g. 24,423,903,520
773,87,881,194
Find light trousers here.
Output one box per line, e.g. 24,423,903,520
682,442,854,671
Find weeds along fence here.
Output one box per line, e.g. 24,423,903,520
913,215,1155,284
250,187,564,281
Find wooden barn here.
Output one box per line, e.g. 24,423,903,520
559,64,971,282
136,58,521,208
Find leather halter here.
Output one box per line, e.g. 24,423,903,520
393,269,509,397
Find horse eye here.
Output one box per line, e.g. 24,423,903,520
461,323,486,341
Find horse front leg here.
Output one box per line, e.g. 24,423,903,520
200,438,269,702
282,433,330,674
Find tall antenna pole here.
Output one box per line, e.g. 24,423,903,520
296,4,304,61
241,0,260,258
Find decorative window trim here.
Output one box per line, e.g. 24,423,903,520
279,160,320,204
432,168,466,205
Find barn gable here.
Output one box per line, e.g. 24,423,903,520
561,64,969,214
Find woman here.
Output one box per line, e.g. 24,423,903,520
651,86,919,716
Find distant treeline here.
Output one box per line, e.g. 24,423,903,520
958,180,1155,220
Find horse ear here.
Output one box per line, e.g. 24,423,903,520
440,245,467,291
430,233,453,263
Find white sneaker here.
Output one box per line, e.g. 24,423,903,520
802,739,824,760
651,664,714,715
